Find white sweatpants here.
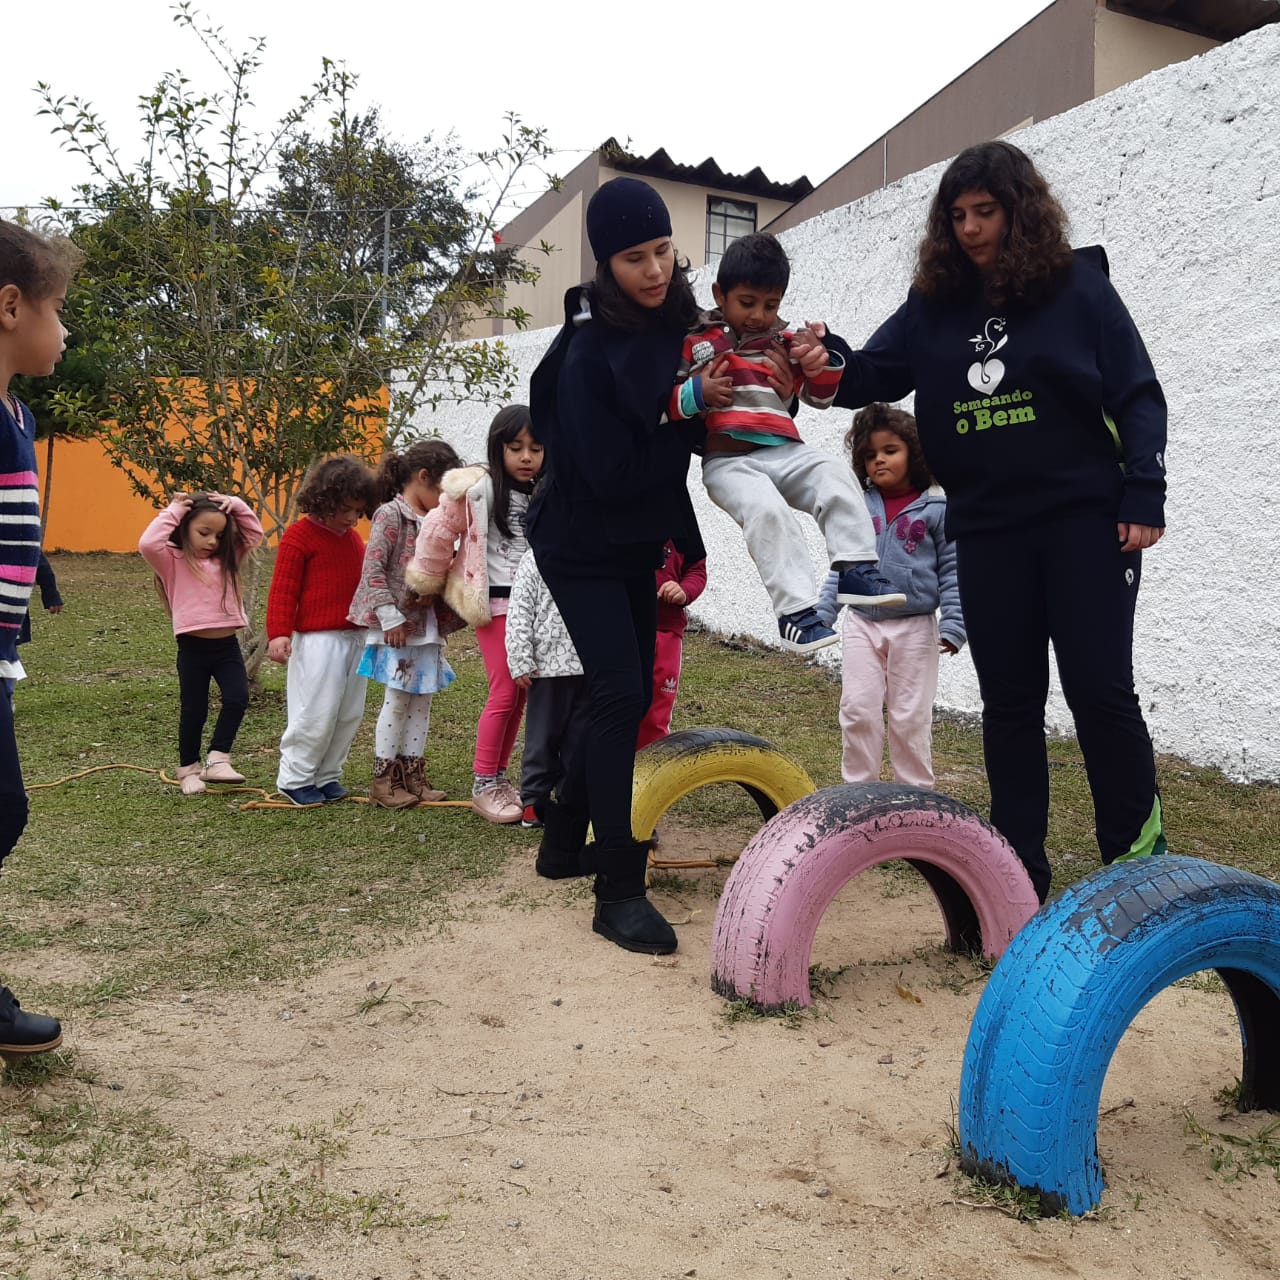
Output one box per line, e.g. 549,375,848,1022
276,630,368,790
839,610,940,789
702,441,878,616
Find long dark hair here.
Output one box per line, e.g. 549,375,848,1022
590,252,701,333
375,438,461,505
845,403,934,492
913,141,1073,308
161,494,247,613
486,404,537,539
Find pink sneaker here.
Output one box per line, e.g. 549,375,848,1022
175,763,206,796
471,782,523,824
202,752,245,785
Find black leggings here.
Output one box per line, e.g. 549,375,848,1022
536,565,656,845
956,512,1161,900
176,634,249,766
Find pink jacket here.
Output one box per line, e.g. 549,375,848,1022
138,496,264,635
404,464,492,627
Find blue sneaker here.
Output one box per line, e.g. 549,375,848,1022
835,562,907,607
777,608,838,655
280,785,327,807
318,781,349,803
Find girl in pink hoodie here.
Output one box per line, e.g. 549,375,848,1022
139,492,264,795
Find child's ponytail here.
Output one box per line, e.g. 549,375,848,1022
376,439,462,505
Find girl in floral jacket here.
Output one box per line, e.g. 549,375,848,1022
817,403,965,789
348,439,462,808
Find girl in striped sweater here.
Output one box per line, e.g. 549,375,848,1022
0,218,80,1056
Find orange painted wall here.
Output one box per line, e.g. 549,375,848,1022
42,436,161,553
41,390,389,553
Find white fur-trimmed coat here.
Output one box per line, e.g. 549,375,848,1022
404,464,492,628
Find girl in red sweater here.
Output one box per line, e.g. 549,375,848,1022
266,456,377,806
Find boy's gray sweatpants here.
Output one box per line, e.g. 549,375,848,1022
702,440,877,617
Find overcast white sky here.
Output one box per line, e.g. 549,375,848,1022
2,0,1055,214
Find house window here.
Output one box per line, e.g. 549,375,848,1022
705,197,757,260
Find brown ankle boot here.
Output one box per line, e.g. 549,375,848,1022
369,757,417,809
398,756,446,804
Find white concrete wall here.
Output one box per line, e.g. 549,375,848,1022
405,23,1280,782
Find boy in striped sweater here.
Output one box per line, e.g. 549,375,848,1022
670,233,905,655
0,219,81,1056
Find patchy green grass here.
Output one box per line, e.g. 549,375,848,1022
6,553,1278,1021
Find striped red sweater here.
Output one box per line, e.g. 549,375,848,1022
266,517,366,639
668,315,844,440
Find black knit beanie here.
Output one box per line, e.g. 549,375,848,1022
586,177,673,263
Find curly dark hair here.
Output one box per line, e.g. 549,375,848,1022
845,403,933,492
0,219,84,299
590,251,701,334
913,141,1073,308
375,438,462,505
296,455,377,520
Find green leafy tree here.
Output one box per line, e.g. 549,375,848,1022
35,2,553,673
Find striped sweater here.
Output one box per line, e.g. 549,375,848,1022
0,396,41,680
668,314,844,442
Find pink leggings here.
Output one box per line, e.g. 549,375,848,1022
473,614,527,776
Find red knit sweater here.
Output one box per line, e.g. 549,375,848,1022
266,517,366,639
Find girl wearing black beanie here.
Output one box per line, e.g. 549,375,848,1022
525,177,708,954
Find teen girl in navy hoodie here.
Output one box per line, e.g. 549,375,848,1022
813,141,1167,902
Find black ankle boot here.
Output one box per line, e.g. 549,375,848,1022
535,800,589,880
0,984,63,1055
590,839,677,955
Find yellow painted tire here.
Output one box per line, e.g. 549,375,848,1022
631,726,816,844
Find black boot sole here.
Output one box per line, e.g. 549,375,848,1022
591,915,678,955
536,858,586,880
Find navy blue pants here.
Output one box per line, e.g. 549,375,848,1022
535,566,655,845
956,513,1161,900
176,634,249,766
0,680,27,872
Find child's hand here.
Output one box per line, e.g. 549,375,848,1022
759,344,795,401
513,673,534,690
700,357,734,410
657,581,687,606
383,625,407,647
268,636,292,663
47,603,63,615
789,321,828,369
940,640,958,656
171,492,192,507
792,324,830,377
206,492,235,513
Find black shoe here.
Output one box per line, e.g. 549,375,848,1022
0,985,63,1055
280,784,327,807
592,896,677,954
590,838,677,954
535,800,589,879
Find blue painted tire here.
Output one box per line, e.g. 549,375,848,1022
959,854,1280,1216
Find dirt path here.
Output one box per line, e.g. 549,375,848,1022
5,835,1276,1279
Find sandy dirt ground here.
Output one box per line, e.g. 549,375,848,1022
4,827,1277,1280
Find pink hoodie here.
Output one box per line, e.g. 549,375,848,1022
138,497,264,636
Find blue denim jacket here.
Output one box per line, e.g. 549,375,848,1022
817,486,965,650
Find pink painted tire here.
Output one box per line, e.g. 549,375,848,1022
710,783,1040,1011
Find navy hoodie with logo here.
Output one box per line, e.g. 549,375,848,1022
823,247,1166,540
